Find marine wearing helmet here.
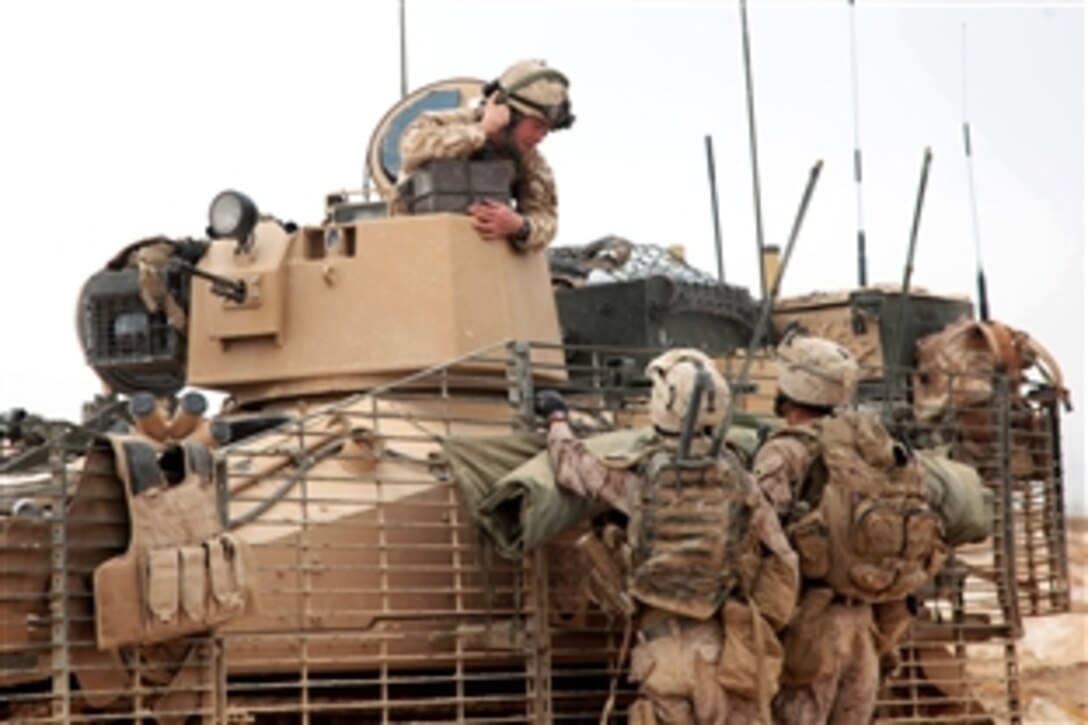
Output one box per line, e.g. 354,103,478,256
753,333,943,724
773,332,860,414
645,348,731,442
537,348,799,723
398,59,573,252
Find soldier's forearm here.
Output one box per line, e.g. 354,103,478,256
517,212,556,251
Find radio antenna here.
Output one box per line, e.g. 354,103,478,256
961,24,990,321
848,0,868,287
705,135,726,282
399,0,409,98
739,0,768,299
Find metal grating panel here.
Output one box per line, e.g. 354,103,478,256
0,343,1073,722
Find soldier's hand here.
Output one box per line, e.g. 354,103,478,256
535,390,568,420
468,200,523,240
481,94,512,136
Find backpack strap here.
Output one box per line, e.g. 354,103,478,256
767,424,824,513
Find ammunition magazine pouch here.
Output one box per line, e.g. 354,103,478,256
94,436,256,649
575,526,634,619
717,599,784,705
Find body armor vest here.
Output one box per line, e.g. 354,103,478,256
780,412,947,603
628,449,761,621
94,436,252,649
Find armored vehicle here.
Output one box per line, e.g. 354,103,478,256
0,79,1072,724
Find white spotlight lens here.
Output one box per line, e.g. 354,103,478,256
208,190,258,240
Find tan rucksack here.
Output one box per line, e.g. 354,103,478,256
913,318,1068,422
912,319,1068,479
780,412,948,603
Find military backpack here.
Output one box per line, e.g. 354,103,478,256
780,412,947,603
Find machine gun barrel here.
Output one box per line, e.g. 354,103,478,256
170,258,247,303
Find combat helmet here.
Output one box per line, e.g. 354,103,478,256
485,59,575,131
775,332,859,408
646,348,730,436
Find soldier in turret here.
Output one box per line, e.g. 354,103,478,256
752,333,946,724
538,349,799,724
398,59,573,252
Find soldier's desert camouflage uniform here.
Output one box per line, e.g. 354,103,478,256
398,107,558,251
753,434,879,725
548,419,798,725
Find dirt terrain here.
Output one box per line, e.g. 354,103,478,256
1008,516,1088,723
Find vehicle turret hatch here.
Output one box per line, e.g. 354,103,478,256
365,78,484,199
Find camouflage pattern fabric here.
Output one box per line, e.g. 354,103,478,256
545,419,640,514
753,419,899,724
751,435,813,520
627,616,764,724
398,107,558,251
772,603,879,725
547,419,799,720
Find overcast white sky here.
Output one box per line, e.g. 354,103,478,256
0,0,1082,511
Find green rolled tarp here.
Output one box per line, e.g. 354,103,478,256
915,448,995,547
441,423,766,561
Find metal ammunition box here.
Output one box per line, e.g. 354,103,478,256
399,158,515,214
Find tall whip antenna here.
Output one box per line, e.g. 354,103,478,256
705,135,726,282
739,0,768,299
962,24,990,321
848,0,868,287
399,0,409,98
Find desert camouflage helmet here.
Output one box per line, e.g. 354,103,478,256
775,332,859,408
646,348,730,435
488,59,574,131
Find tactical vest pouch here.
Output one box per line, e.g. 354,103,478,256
146,548,180,626
717,600,783,702
749,548,800,632
780,587,835,686
852,500,903,558
208,534,246,615
787,511,830,580
575,530,634,618
179,545,208,621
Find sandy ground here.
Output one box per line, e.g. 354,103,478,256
1010,517,1088,723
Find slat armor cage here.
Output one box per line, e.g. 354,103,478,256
0,342,1071,723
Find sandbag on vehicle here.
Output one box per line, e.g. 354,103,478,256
916,448,994,547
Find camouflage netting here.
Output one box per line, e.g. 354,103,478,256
549,236,719,287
